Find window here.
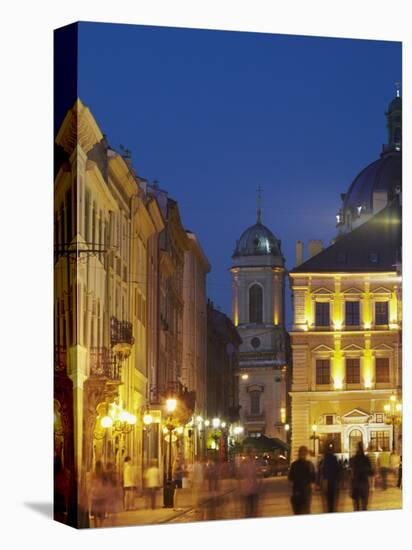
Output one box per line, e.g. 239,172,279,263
375,357,390,383
346,358,360,384
319,433,341,453
315,302,330,327
325,415,334,425
345,301,360,326
370,431,390,452
249,284,263,324
316,359,330,385
250,391,261,415
375,413,384,424
375,302,388,325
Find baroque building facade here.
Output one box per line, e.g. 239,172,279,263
289,93,402,460
54,100,163,521
54,101,213,524
230,203,290,442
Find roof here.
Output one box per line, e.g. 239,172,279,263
233,222,283,261
342,151,401,215
291,199,401,274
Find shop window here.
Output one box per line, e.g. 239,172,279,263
319,433,341,453
370,430,390,452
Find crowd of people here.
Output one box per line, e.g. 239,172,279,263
54,442,402,526
288,443,402,515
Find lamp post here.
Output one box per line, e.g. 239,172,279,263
143,413,153,467
163,398,177,508
384,393,402,452
310,424,318,455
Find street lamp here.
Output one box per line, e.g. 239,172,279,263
143,413,153,467
310,423,319,455
164,397,178,508
384,393,402,452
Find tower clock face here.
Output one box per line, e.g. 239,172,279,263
251,337,261,349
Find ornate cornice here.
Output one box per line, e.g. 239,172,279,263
55,98,103,155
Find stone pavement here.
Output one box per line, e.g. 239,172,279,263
97,476,402,527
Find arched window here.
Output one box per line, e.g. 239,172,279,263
249,284,263,324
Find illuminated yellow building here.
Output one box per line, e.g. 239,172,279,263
289,94,402,459
54,99,164,512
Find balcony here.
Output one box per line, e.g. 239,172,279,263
110,317,134,346
89,347,121,381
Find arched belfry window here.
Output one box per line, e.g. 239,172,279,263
249,284,263,324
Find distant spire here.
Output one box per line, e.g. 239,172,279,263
257,185,262,223
395,80,401,98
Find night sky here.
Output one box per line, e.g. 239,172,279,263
77,22,401,326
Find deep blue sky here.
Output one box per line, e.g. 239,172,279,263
78,22,401,326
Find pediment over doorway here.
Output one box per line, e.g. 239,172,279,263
341,408,370,423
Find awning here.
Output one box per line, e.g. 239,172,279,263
242,435,290,452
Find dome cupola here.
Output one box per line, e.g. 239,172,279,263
336,86,402,237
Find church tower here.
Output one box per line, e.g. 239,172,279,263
230,190,290,442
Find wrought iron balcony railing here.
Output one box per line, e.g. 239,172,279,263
110,317,134,347
89,347,121,381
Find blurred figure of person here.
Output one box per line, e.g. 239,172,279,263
239,449,260,518
104,462,122,526
144,459,161,510
205,458,219,493
192,457,205,510
54,455,69,523
350,442,373,511
173,455,184,489
366,443,377,492
377,449,391,490
288,446,315,515
390,450,400,486
321,445,340,513
397,455,402,488
90,460,107,527
123,456,135,511
308,451,318,489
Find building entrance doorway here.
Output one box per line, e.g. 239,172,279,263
349,429,363,455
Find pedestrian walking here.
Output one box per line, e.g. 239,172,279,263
90,460,107,527
239,449,260,518
173,455,184,489
350,442,373,511
377,449,391,490
390,450,400,486
54,455,69,523
397,455,402,488
321,445,340,513
288,446,316,515
366,443,377,491
104,462,122,525
144,460,161,510
123,456,136,511
192,457,205,510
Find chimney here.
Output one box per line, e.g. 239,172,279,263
372,190,388,214
308,239,323,259
296,240,303,266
